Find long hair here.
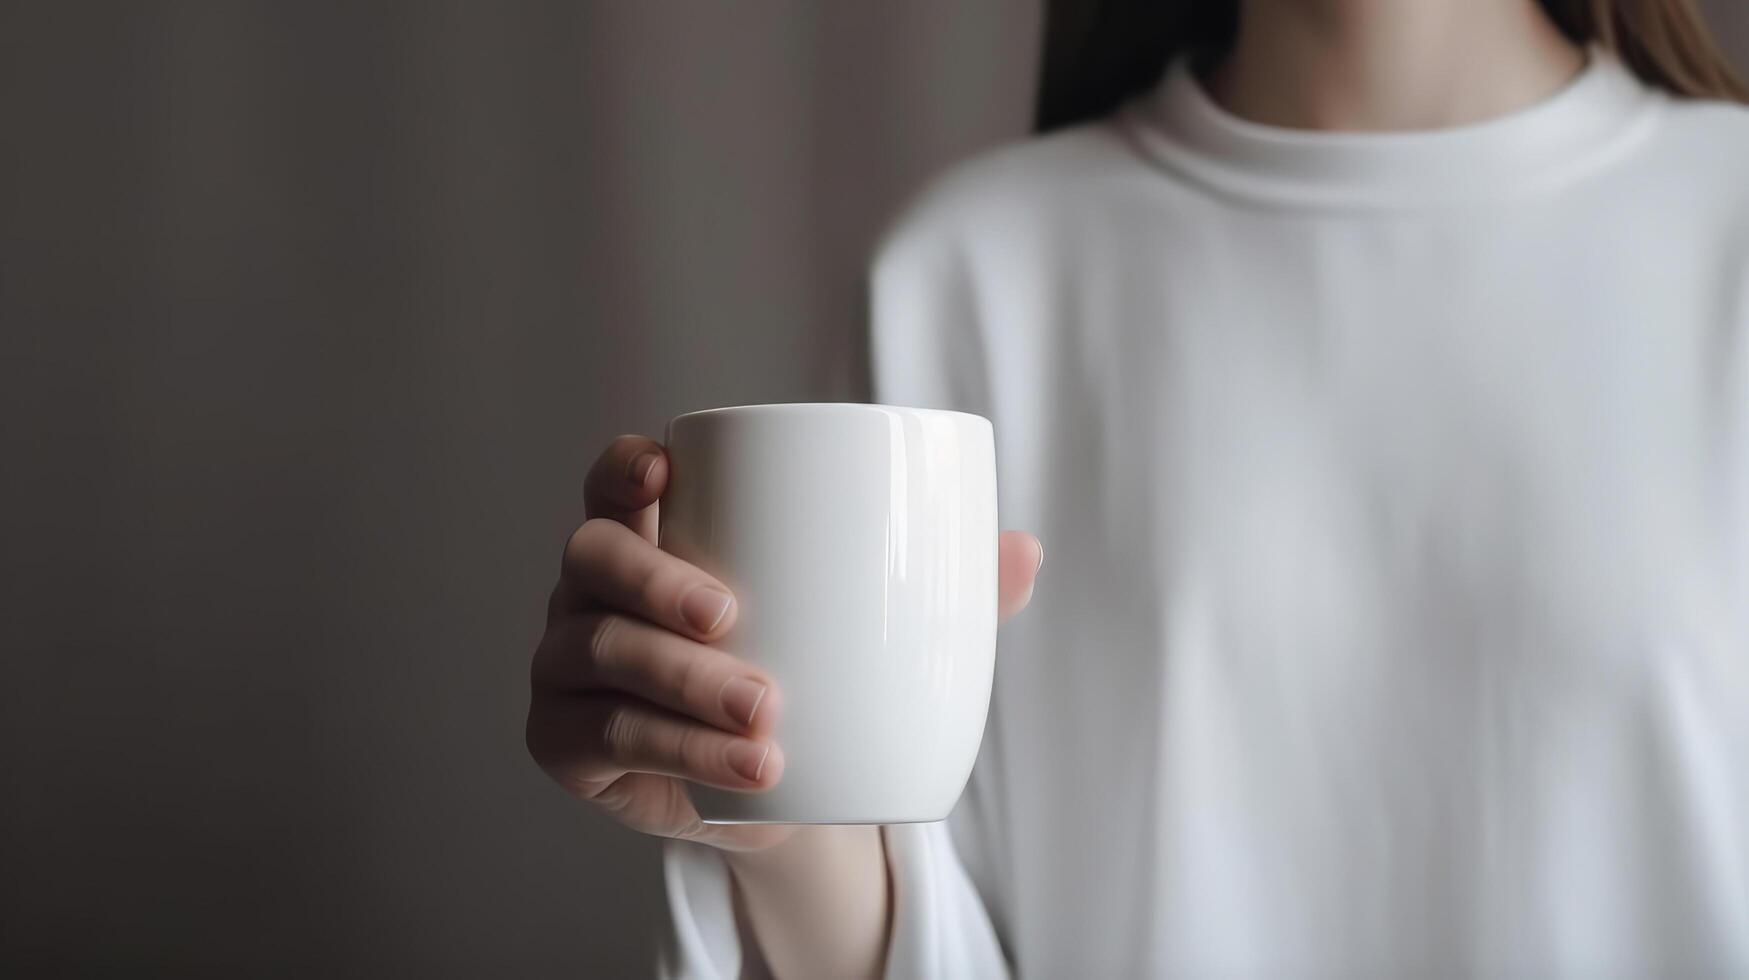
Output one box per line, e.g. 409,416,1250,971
1035,0,1749,132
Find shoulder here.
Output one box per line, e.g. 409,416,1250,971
866,125,1145,405
1642,95,1749,204
1656,92,1749,141
872,121,1146,277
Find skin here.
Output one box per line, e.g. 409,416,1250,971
531,3,1587,976
1210,0,1584,131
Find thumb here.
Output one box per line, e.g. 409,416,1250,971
997,531,1043,623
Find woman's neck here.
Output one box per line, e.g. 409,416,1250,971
1206,0,1587,130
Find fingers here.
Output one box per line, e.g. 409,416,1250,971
558,518,738,639
533,613,781,737
528,695,785,795
997,530,1044,622
583,434,669,538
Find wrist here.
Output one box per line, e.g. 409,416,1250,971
723,824,884,883
720,824,893,980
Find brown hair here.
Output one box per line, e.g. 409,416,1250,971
1036,0,1749,132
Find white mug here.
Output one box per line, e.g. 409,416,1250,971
660,403,998,824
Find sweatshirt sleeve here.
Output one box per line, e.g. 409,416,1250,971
657,816,1010,980
656,185,1012,980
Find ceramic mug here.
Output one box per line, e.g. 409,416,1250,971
659,403,998,824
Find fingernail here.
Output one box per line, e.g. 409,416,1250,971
719,677,767,728
1034,538,1045,574
680,586,734,633
727,741,770,782
625,451,660,488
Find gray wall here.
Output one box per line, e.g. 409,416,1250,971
0,2,1036,975
1,2,1742,976
1716,1,1749,69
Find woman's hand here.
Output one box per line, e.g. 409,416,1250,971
526,434,1044,854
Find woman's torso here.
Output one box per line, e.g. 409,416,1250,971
873,52,1749,975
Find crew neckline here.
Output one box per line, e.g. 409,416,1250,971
1123,45,1662,208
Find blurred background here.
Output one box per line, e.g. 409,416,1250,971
0,2,1743,975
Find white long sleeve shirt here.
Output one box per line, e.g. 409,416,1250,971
661,49,1749,977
